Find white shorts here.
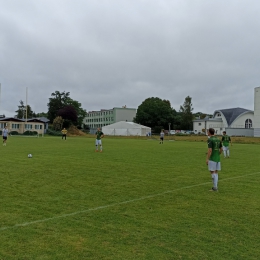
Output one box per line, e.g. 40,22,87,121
208,161,221,171
222,146,229,151
96,139,102,145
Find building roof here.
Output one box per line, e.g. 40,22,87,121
0,117,49,123
102,121,150,129
214,107,253,126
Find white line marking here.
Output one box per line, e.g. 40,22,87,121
1,171,259,231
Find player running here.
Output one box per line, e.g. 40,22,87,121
95,128,104,152
222,131,232,158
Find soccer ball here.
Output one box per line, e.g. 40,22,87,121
28,154,33,158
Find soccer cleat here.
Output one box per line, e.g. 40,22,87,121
100,150,102,152
209,187,218,192
95,150,98,152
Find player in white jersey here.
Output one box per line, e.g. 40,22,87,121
2,126,9,146
159,129,164,144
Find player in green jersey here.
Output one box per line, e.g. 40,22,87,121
222,131,232,158
95,128,104,152
206,128,223,191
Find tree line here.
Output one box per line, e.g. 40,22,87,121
15,91,208,132
134,96,195,132
15,91,87,130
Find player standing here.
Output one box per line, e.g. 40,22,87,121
206,128,223,191
95,128,104,152
61,128,67,140
2,125,9,146
222,131,232,158
159,129,164,144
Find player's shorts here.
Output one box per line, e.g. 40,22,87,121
208,160,221,171
222,146,229,151
3,136,7,140
96,139,102,145
160,137,164,141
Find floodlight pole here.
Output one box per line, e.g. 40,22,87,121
0,83,1,116
168,123,171,135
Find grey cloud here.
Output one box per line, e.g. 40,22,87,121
0,0,260,117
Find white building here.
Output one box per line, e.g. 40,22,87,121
83,107,137,131
193,87,260,137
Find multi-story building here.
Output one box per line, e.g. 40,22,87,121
83,107,137,130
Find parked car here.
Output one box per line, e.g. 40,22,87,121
169,130,176,135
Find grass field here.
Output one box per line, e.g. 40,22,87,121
0,135,259,259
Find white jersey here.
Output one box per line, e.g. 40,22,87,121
2,128,8,137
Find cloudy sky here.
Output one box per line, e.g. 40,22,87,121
1,0,260,117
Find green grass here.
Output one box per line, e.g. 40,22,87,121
0,136,259,259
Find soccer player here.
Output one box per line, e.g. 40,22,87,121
61,128,67,140
159,129,164,144
2,125,9,146
222,131,232,158
95,128,104,152
206,128,223,191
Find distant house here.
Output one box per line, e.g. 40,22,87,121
0,117,49,134
193,108,254,136
193,86,260,137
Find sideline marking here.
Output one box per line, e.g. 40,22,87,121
1,171,259,231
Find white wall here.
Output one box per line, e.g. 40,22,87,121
193,120,224,135
230,112,254,128
254,87,260,137
114,108,136,122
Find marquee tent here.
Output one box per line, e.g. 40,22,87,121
102,121,151,136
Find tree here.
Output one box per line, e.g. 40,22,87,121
134,97,175,131
179,96,194,130
15,100,34,119
35,112,48,118
47,91,71,123
53,116,64,131
47,91,86,126
57,105,78,127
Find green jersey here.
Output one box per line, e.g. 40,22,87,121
208,136,222,162
222,135,231,147
96,130,104,140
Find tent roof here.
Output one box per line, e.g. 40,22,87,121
102,121,151,129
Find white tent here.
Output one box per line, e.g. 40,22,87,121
102,121,151,136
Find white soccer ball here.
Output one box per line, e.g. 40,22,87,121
28,154,33,158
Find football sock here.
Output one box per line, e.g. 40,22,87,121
223,150,226,157
213,173,218,189
227,150,230,157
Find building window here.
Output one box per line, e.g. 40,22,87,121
198,123,201,126
245,119,252,129
35,125,42,130
25,124,33,129
12,124,20,129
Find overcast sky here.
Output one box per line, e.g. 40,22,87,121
1,0,260,117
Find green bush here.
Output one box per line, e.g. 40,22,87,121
23,130,38,136
10,131,19,135
46,129,62,136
